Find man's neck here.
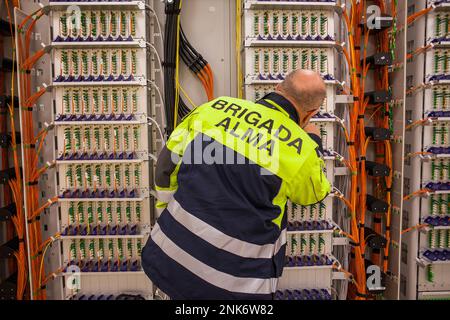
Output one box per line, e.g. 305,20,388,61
257,92,300,124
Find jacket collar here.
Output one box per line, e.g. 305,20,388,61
256,92,299,124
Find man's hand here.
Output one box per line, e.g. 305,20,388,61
303,123,321,137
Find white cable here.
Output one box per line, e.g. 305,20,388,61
147,116,166,145
147,80,166,107
147,80,167,139
148,152,158,162
145,5,164,43
146,42,164,83
146,42,163,70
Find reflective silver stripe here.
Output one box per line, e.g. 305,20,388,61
156,189,175,203
167,199,286,259
151,223,278,295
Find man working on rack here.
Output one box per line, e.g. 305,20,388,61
142,69,331,299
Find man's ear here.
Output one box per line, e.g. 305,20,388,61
300,109,318,128
305,109,318,121
308,108,319,117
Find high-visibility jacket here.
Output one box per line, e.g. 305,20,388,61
142,93,331,299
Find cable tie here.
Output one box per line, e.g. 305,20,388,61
164,8,181,15
386,187,392,192
347,141,355,146
27,180,39,186
21,107,33,112
374,217,382,223
386,226,391,231
349,241,360,246
356,291,370,298
50,236,56,242
23,143,36,149
28,215,41,224
162,61,176,68
384,255,389,259
358,114,365,119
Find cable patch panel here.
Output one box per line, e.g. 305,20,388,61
430,159,450,180
423,181,450,192
422,249,450,262
62,224,141,237
54,85,147,115
55,87,141,117
426,194,450,215
59,199,150,235
432,49,450,74
427,229,450,249
69,292,146,300
248,47,334,80
426,146,450,155
57,152,142,162
44,0,153,298
56,124,145,155
242,1,341,294
63,237,143,272
274,288,332,300
59,188,145,200
289,201,327,222
430,86,450,111
429,0,450,5
286,233,331,257
288,220,333,232
54,10,140,42
59,162,143,190
54,48,144,82
431,12,450,42
63,200,143,224
284,254,334,267
430,122,450,146
412,5,450,293
424,215,450,226
250,10,334,41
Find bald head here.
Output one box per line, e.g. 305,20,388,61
277,69,326,112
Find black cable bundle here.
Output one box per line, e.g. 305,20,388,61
178,97,190,118
179,26,214,102
164,1,213,131
163,0,182,135
179,26,207,78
